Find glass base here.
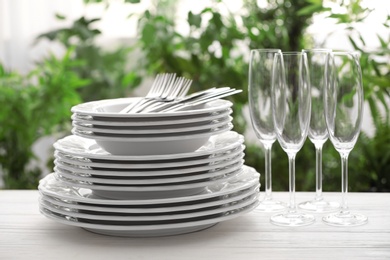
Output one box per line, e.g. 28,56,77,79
298,199,340,213
255,198,286,212
270,211,315,227
322,211,368,226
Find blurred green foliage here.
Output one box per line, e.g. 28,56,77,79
37,16,142,102
0,50,89,188
132,0,390,192
0,0,388,191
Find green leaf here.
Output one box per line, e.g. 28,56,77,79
125,0,140,3
55,13,66,20
141,23,155,43
358,33,366,46
188,11,202,28
297,5,330,16
348,36,363,51
210,12,223,30
377,34,388,48
329,13,351,23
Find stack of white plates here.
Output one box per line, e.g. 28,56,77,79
71,97,234,155
39,165,259,237
52,131,245,199
39,97,260,237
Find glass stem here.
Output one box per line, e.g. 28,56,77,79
314,144,324,201
263,143,273,200
340,153,349,212
288,153,296,212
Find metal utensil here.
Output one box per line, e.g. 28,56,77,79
145,87,242,113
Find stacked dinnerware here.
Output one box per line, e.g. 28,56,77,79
71,97,234,155
38,96,260,237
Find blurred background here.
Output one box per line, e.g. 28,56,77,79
0,0,389,191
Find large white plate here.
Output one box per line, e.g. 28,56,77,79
72,109,232,126
72,116,232,134
54,145,244,169
54,131,243,161
39,192,259,222
54,167,241,200
53,160,244,185
39,200,259,237
38,165,260,205
38,183,259,213
53,154,244,178
71,98,232,118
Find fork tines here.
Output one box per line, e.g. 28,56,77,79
121,73,192,114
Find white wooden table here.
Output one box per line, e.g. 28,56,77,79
1,190,389,259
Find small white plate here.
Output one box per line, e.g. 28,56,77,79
53,155,243,177
39,199,259,237
72,109,232,126
54,160,244,185
39,183,259,213
54,167,242,190
71,98,232,118
54,131,243,161
38,165,260,205
72,116,232,134
54,145,244,169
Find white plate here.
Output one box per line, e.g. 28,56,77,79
54,145,244,169
73,123,233,155
72,116,232,134
53,155,243,177
38,165,260,205
39,200,259,237
54,165,241,200
53,166,242,192
39,183,259,213
54,160,244,185
72,109,232,126
39,192,259,222
73,123,232,140
54,131,243,161
71,98,232,118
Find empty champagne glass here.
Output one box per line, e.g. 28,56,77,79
323,51,368,226
270,51,315,226
298,49,340,212
248,49,286,212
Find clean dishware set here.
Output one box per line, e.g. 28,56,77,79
38,75,261,237
39,47,367,235
249,49,367,226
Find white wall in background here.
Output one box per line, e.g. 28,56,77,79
1,0,388,72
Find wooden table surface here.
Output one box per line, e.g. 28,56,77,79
1,190,389,259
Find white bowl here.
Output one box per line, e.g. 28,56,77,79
72,116,232,134
71,97,232,118
71,109,232,126
72,123,233,155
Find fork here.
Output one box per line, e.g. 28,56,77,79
145,87,242,113
119,73,176,114
132,77,192,113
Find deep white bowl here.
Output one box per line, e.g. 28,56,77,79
71,97,232,118
72,123,233,155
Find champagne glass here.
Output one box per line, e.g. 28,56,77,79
248,49,286,212
298,49,340,212
270,51,315,226
322,51,368,226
